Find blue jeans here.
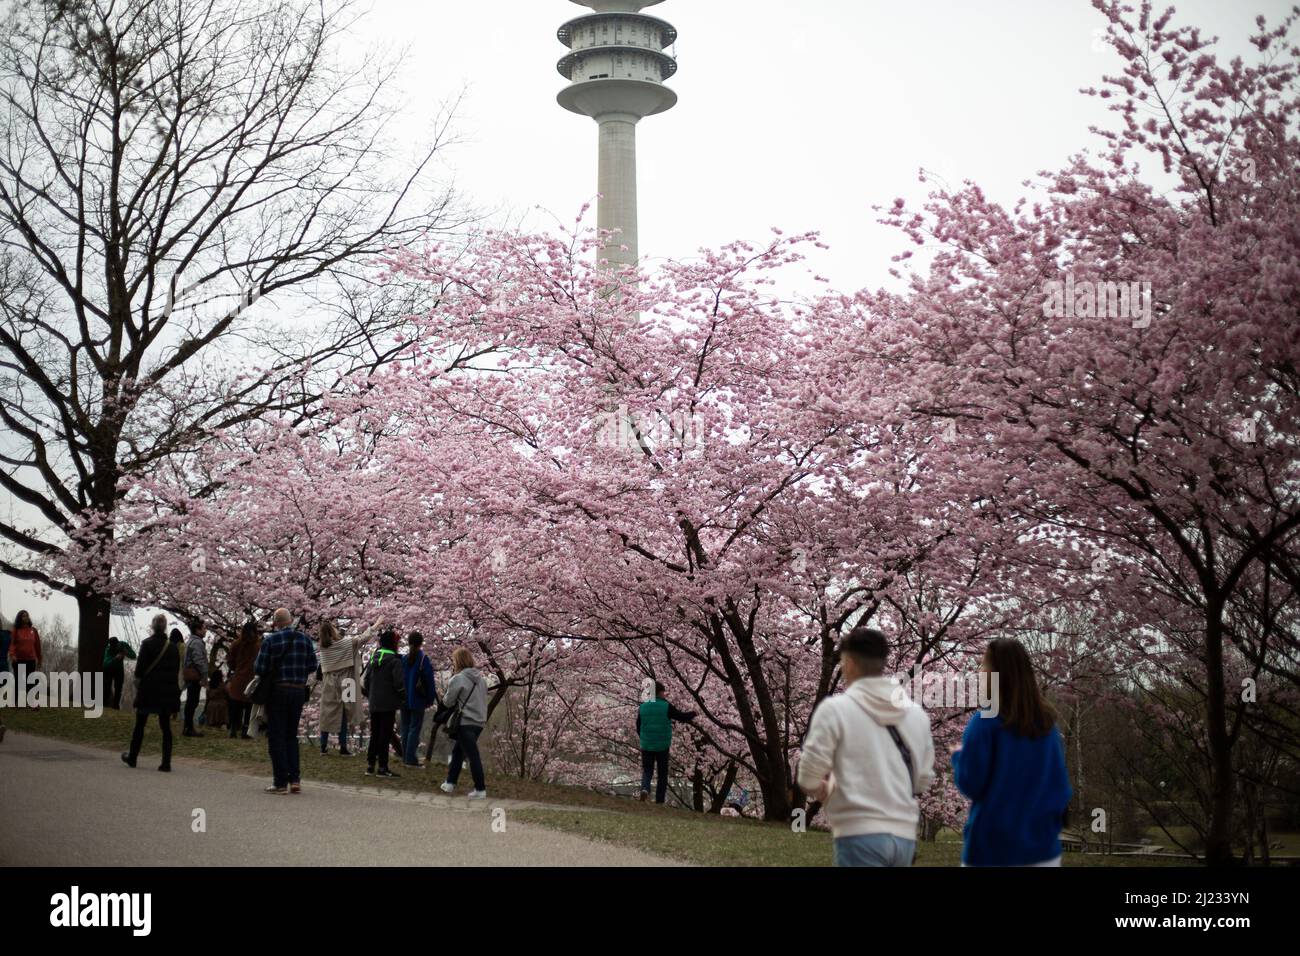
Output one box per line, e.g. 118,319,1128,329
399,707,425,765
266,685,305,788
833,833,916,867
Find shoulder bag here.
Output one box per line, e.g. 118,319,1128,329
246,635,278,706
133,638,170,690
444,673,481,740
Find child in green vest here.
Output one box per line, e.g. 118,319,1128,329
637,681,696,804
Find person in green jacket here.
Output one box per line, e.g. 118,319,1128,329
637,681,695,804
102,636,137,710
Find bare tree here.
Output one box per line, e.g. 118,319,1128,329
0,0,467,670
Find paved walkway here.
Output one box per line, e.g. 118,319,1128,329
0,732,680,866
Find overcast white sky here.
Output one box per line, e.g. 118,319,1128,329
363,0,1276,286
1,0,1286,635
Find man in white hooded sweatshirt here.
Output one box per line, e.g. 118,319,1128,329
797,626,935,866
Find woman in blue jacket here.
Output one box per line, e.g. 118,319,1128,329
399,631,436,768
952,638,1071,866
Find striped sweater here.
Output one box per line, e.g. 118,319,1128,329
318,625,376,674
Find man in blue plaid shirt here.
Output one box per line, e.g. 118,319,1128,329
254,608,318,794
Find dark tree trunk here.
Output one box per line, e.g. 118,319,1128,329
76,584,111,675
1203,604,1236,867
707,761,738,814
705,617,793,822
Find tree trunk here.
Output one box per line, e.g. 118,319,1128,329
715,610,794,822
1259,803,1270,866
76,584,111,676
753,760,793,820
707,761,738,814
1202,605,1236,866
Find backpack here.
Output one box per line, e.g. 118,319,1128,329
361,648,394,700
411,652,432,702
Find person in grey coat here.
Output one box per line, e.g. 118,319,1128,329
438,646,488,799
182,620,210,737
362,629,406,778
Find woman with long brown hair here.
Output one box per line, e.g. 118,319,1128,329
8,609,42,704
225,621,261,739
952,638,1071,866
316,616,382,755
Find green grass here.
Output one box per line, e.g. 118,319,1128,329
508,810,1193,867
513,807,839,866
0,707,1200,867
1139,824,1300,859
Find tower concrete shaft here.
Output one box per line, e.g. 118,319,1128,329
556,0,677,268
597,117,638,265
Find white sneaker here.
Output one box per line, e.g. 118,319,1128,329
439,782,455,794
468,789,487,800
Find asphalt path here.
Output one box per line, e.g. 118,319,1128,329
0,731,679,867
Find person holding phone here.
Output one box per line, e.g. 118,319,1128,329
317,616,382,755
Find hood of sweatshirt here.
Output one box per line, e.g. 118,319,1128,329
844,676,914,726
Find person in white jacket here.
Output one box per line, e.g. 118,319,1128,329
797,625,935,866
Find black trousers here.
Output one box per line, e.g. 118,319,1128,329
641,749,670,803
105,663,125,709
447,725,486,791
13,660,38,699
265,685,305,788
128,711,173,767
183,679,202,731
368,711,397,770
228,700,252,737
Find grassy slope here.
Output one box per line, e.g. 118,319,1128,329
3,707,1182,867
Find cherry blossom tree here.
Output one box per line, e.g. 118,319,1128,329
871,1,1300,864
70,2,1297,862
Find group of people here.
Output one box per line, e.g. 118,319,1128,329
6,601,1070,867
629,626,1071,869
797,626,1072,867
115,608,490,799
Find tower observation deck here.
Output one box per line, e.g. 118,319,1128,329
556,0,678,268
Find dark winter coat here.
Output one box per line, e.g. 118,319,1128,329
134,633,182,715
362,648,406,713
